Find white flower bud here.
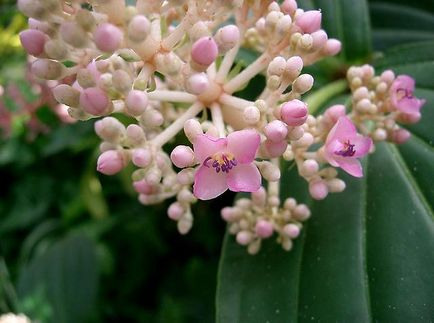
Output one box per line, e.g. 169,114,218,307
243,105,261,125
184,119,203,143
292,74,314,94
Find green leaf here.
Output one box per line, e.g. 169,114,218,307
17,234,99,323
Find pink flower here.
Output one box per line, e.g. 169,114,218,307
324,116,372,178
390,75,425,116
193,129,261,200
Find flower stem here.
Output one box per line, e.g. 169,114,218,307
304,79,348,115
147,90,197,103
210,103,225,137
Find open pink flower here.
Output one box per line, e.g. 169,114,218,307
390,75,425,116
193,129,261,200
324,116,372,178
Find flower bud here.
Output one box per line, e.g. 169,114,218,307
44,39,68,59
18,0,46,19
264,139,287,158
19,29,47,56
53,84,80,107
295,10,322,34
215,25,240,53
189,21,210,41
31,59,65,80
301,159,319,176
184,119,203,142
243,105,261,125
94,23,123,52
126,124,145,144
281,99,308,126
155,52,183,76
236,231,253,245
75,8,96,30
251,187,266,207
264,120,288,142
258,161,281,182
186,73,209,95
133,180,154,194
287,126,304,141
285,56,304,80
293,204,311,221
221,207,235,221
94,116,125,141
170,145,195,168
141,109,164,127
168,202,184,220
268,56,287,76
126,90,148,116
80,87,111,115
311,29,328,50
60,22,88,47
255,220,274,238
283,224,300,238
327,178,346,193
324,104,346,124
178,214,193,234
391,128,411,144
191,37,218,67
97,150,126,175
398,112,421,124
293,74,314,94
281,0,297,15
177,168,195,185
323,39,341,56
309,180,328,200
132,148,152,168
128,15,150,42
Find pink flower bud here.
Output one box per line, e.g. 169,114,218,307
264,120,288,142
168,202,184,220
132,148,152,168
236,231,252,246
301,159,319,176
79,87,110,115
53,84,80,107
311,30,328,49
31,59,64,80
94,23,123,52
281,0,297,15
126,124,145,143
295,10,322,34
309,180,328,200
215,25,240,53
133,180,154,195
283,224,300,238
191,37,218,67
264,139,288,158
18,0,46,19
281,99,308,126
186,73,209,94
128,15,150,42
255,220,274,238
19,29,47,56
221,207,235,221
398,112,421,124
170,145,195,168
60,22,87,47
391,129,411,144
323,39,342,56
324,104,346,124
126,90,148,116
286,56,304,79
97,150,126,175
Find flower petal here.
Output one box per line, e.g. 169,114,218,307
193,134,227,163
326,116,357,145
351,135,372,158
227,129,260,164
336,157,363,177
227,163,261,192
193,165,228,200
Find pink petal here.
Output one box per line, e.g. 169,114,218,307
193,165,228,200
326,116,357,145
227,163,261,192
324,139,343,164
351,135,372,158
397,97,425,114
336,157,363,177
227,129,260,164
193,134,227,163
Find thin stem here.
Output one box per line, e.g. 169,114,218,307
223,52,270,94
304,79,348,115
147,90,197,103
0,257,18,313
219,93,252,109
151,102,203,147
210,103,225,137
268,158,280,197
150,16,162,42
207,62,217,79
215,44,240,83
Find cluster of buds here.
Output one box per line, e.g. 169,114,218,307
18,0,425,254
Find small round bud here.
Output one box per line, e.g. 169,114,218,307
19,29,47,56
255,220,274,238
132,148,152,168
287,126,304,141
168,202,184,220
293,204,311,221
301,159,319,176
296,132,314,147
398,112,421,124
221,207,235,221
277,15,292,35
31,59,65,80
293,74,314,94
177,216,193,235
189,21,210,41
186,73,209,95
177,168,194,185
281,99,308,126
327,178,346,193
323,39,341,56
295,10,322,34
97,150,126,175
281,0,297,15
243,105,261,125
94,116,125,141
53,84,80,107
215,25,240,53
324,105,346,124
126,124,145,144
94,23,123,52
309,180,328,200
79,87,111,115
236,231,253,246
141,109,164,127
170,145,195,168
145,167,162,185
133,180,154,195
60,22,87,47
353,87,369,101
391,128,411,144
373,128,387,141
264,139,287,158
283,224,300,238
285,56,304,80
284,198,297,210
356,98,371,113
264,120,288,142
126,90,148,116
191,37,218,67
380,70,395,84
311,29,328,49
128,15,150,42
259,161,281,182
184,119,203,142
251,187,266,207
268,56,287,76
18,0,46,19
112,69,132,93
282,238,293,251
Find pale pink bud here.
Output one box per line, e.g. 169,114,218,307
283,224,300,238
398,112,421,124
132,148,152,168
221,207,235,221
251,187,267,207
281,99,308,126
236,231,253,246
265,139,287,158
53,84,80,107
19,29,47,56
324,104,346,124
128,15,150,42
94,23,123,52
281,0,297,15
168,202,184,220
215,25,240,53
264,120,288,142
97,150,126,175
255,220,274,238
295,10,322,34
293,204,311,221
391,128,411,144
184,119,203,142
79,87,110,115
60,22,87,47
94,116,125,141
28,18,52,34
268,56,287,76
243,105,261,125
126,90,148,116
133,180,154,194
293,74,314,94
191,37,218,67
286,56,304,79
31,59,64,80
186,73,209,95
126,124,145,143
311,30,328,49
18,0,46,19
170,145,195,168
301,159,319,176
323,39,341,56
309,180,328,200
141,109,163,127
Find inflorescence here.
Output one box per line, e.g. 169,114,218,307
18,0,426,254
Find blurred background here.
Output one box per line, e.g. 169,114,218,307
0,0,433,322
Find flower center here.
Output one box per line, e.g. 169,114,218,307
335,140,356,157
203,152,237,173
396,88,413,101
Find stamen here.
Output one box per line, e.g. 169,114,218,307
397,88,413,100
335,140,356,157
203,152,238,173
